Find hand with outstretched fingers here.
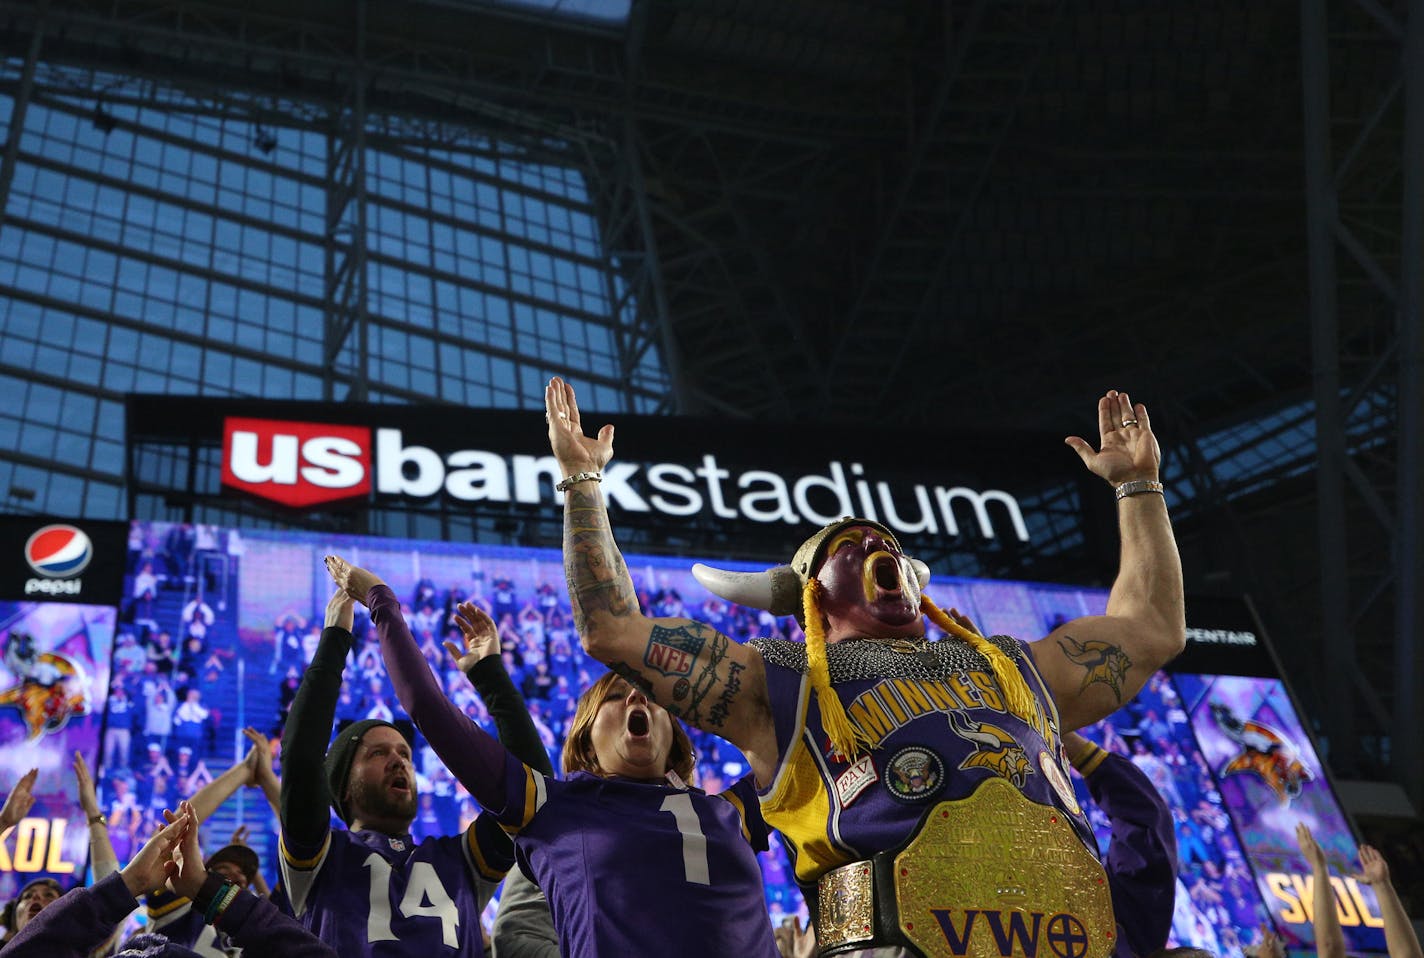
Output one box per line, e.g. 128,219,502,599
545,376,613,476
445,601,501,670
0,767,38,832
121,807,190,898
1065,389,1161,487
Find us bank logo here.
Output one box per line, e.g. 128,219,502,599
23,524,92,596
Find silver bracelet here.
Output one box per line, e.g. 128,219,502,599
556,470,602,492
1114,479,1164,501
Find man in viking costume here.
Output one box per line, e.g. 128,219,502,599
544,378,1185,958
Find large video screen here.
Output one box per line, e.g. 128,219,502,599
93,521,1380,956
0,600,115,900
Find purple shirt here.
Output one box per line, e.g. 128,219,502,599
1077,746,1178,958
1,872,334,958
279,823,507,957
368,584,779,958
510,772,779,958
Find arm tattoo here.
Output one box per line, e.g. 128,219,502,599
1056,634,1133,701
608,661,654,695
640,620,729,725
563,488,639,633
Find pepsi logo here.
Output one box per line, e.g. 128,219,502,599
24,524,94,578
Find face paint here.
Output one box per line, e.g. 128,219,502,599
813,525,924,643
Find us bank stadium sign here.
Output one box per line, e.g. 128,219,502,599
130,397,1080,546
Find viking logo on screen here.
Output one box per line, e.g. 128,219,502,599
220,416,1031,542
23,524,92,596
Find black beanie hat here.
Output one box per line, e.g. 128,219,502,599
323,718,402,825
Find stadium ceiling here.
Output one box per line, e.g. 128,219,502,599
0,0,1418,793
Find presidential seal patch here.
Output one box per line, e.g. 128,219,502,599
885,746,945,802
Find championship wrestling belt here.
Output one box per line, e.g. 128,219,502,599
816,777,1114,958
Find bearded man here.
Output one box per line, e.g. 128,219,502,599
544,378,1185,958
279,588,546,955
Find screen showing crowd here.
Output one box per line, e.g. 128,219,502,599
28,519,1377,955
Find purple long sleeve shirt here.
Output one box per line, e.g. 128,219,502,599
1077,745,1178,958
0,872,336,958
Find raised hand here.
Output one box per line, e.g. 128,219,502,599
1064,389,1161,487
1353,844,1391,886
168,800,209,900
545,376,613,475
1296,821,1328,871
0,767,38,831
121,806,190,898
774,916,816,958
324,587,355,631
445,601,501,670
241,727,276,786
72,752,101,819
230,824,250,846
324,554,385,607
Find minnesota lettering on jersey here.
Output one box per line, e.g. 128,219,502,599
843,671,1056,749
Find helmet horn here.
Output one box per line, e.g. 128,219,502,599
691,563,803,617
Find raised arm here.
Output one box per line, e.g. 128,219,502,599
1298,822,1347,958
1354,844,1422,958
0,812,188,958
545,377,777,781
278,589,355,857
72,752,118,880
325,555,526,818
241,726,282,814
1029,390,1186,731
186,751,253,824
447,602,554,778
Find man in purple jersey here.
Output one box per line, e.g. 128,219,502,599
277,585,548,957
543,378,1186,958
324,555,780,958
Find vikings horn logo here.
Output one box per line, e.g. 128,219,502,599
948,711,1033,788
1057,634,1132,698
0,632,91,739
1210,702,1312,803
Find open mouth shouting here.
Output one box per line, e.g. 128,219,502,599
387,770,412,799
627,705,651,739
862,550,906,602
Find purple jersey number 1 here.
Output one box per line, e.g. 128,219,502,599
659,793,710,885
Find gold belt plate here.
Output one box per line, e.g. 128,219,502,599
818,859,876,951
894,777,1115,958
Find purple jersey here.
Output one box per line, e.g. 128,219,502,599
148,889,242,956
499,770,779,958
280,819,509,957
750,635,1099,880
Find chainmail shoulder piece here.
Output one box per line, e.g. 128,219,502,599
748,634,1024,683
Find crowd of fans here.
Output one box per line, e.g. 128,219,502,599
2,522,1419,956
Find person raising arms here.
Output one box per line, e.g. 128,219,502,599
324,554,780,958
543,377,1185,957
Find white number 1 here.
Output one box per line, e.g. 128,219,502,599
659,793,710,885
